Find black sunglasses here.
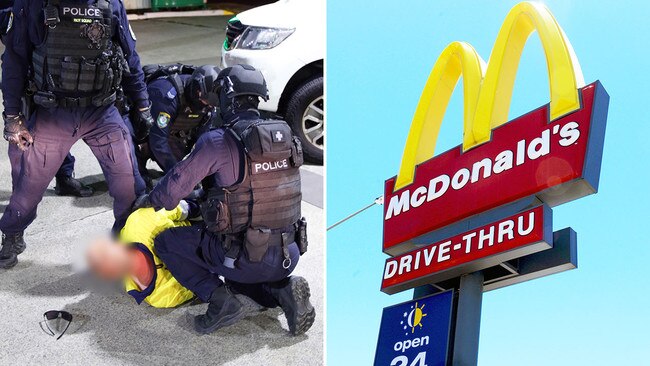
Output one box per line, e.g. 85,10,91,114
39,310,72,340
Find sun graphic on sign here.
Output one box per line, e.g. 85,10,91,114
400,302,427,335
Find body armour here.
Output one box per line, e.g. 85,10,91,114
202,118,304,262
169,105,210,155
31,0,127,108
145,64,212,152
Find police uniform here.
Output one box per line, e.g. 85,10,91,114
147,74,214,173
120,206,194,308
0,0,148,234
0,1,77,192
150,109,302,304
136,64,313,335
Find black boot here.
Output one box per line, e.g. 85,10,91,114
0,232,26,269
194,286,247,334
270,276,315,336
55,176,94,197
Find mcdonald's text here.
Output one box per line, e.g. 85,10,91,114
383,82,607,254
385,122,578,221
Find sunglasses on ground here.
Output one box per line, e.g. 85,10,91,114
39,310,73,340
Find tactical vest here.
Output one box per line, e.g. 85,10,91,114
170,107,211,152
201,118,304,264
144,64,212,152
31,0,127,108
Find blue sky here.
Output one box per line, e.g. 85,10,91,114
327,1,650,364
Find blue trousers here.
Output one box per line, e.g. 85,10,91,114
0,105,145,234
9,138,75,190
155,225,300,304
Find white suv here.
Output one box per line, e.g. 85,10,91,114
221,0,324,163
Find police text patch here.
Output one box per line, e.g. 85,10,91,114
252,159,290,174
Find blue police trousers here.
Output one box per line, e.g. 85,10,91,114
0,105,145,234
155,225,300,303
9,145,76,188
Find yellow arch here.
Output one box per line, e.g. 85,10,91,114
395,42,485,190
394,2,584,191
472,1,585,144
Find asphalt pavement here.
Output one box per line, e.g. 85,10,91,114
0,16,324,366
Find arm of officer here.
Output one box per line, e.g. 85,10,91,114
114,0,149,109
149,133,223,210
148,83,180,172
2,0,29,115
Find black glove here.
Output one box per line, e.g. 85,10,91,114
3,113,33,151
137,105,154,129
130,104,154,144
132,194,153,212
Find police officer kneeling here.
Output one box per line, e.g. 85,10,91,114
136,64,315,335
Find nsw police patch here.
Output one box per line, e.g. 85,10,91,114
157,112,171,128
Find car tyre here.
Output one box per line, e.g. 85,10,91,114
285,76,324,164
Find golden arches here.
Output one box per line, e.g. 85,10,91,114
394,2,584,191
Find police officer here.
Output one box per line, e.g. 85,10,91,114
0,0,152,269
1,0,93,197
144,64,221,176
136,65,315,335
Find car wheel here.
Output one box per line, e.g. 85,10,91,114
285,76,324,164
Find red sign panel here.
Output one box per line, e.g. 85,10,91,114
381,206,552,294
383,82,608,255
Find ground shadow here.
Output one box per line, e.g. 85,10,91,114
4,264,308,365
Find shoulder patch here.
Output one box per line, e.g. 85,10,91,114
128,24,137,41
166,87,177,99
157,112,171,129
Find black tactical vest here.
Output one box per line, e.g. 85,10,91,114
165,74,210,153
31,0,127,108
201,118,304,262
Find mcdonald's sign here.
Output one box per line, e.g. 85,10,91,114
382,2,609,255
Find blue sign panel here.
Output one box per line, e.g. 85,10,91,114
374,290,453,366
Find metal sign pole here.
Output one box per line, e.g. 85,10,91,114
412,270,484,366
452,271,484,366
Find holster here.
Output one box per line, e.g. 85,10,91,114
221,226,296,270
33,92,58,109
296,217,308,255
21,96,35,120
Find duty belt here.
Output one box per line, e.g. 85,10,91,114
33,91,116,109
221,227,296,269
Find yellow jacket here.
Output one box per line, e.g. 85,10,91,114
119,206,194,308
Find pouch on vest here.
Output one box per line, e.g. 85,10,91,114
200,198,231,233
244,227,271,262
60,60,80,92
234,120,293,162
78,62,97,92
291,136,304,167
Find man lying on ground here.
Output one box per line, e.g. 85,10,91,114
86,203,196,308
